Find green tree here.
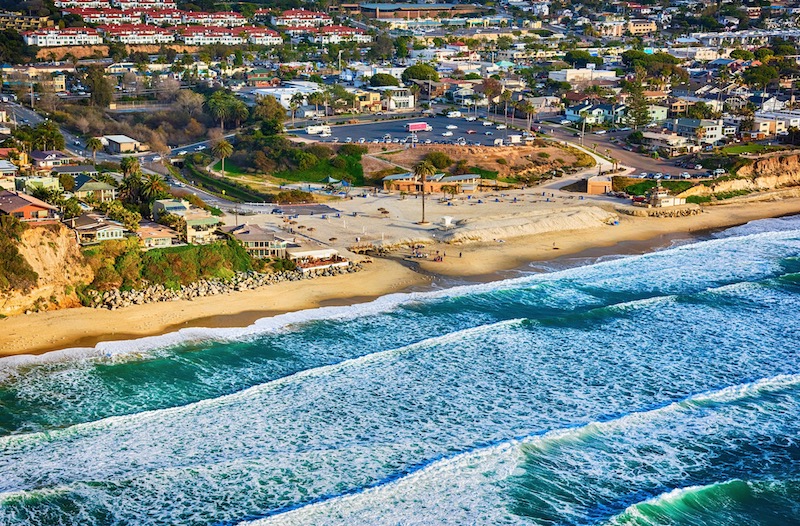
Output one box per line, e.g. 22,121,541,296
141,172,168,202
402,64,439,83
742,64,779,88
413,160,436,224
212,139,234,178
85,66,113,108
623,80,651,130
370,73,400,87
58,173,75,192
120,157,140,178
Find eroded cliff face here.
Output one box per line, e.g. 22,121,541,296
1,224,93,316
680,154,800,197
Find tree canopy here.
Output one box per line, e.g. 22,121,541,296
402,64,439,83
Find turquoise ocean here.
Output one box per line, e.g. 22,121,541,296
2,215,800,525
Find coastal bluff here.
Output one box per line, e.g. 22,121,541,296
681,152,800,200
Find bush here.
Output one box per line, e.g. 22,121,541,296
537,152,550,159
0,216,38,292
496,158,508,165
304,144,333,159
686,195,711,204
424,151,453,169
275,189,314,204
330,156,347,169
337,143,368,157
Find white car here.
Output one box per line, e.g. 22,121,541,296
195,145,206,151
446,124,458,130
465,116,477,121
680,172,691,179
358,138,366,143
442,131,453,137
594,130,607,135
320,132,331,138
424,139,432,144
560,119,571,125
496,124,507,130
151,155,162,162
482,121,493,127
345,137,352,143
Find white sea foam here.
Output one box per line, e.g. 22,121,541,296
1,225,799,374
246,373,800,526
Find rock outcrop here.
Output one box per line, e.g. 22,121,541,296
1,224,93,317
680,153,800,199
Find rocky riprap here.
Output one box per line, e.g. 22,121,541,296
84,264,363,310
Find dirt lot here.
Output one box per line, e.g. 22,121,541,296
375,144,578,180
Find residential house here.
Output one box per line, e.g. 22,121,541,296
65,213,125,245
71,173,117,202
548,68,618,84
53,0,110,7
0,159,18,176
152,198,221,244
0,190,58,221
137,220,179,249
351,89,382,113
30,150,74,170
311,25,372,44
665,118,725,144
51,165,98,178
373,86,414,110
648,105,669,123
641,131,696,157
98,24,175,44
21,176,60,194
104,135,141,154
221,223,294,258
0,11,53,31
565,102,626,125
64,8,140,25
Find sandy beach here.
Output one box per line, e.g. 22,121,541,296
3,196,800,358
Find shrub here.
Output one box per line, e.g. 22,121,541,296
305,144,333,159
0,216,38,292
424,151,453,169
330,156,347,169
687,195,711,204
275,189,314,204
537,152,550,159
338,143,368,157
496,158,508,165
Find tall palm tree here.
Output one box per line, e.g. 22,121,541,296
413,160,435,224
501,89,513,126
289,92,304,125
231,101,249,128
381,89,393,112
206,94,230,131
212,139,234,178
86,137,103,166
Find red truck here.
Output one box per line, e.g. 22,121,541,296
405,122,433,132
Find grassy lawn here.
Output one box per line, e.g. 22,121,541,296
624,180,695,196
469,166,500,179
212,160,246,176
720,144,783,155
274,154,365,186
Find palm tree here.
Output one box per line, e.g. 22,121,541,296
86,137,103,166
501,89,513,126
206,94,230,131
289,92,304,125
141,172,167,202
413,160,436,224
231,101,249,128
308,91,324,116
212,139,234,178
409,83,421,110
120,156,140,178
695,126,706,143
381,89,393,112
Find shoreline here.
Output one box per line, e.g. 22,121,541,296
3,198,800,358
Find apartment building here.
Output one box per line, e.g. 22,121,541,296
54,0,110,8
176,26,244,45
0,11,53,31
627,19,657,35
99,24,175,44
143,8,184,25
111,0,177,9
181,11,246,27
271,9,332,27
243,27,283,45
311,25,372,44
23,27,103,47
64,8,141,25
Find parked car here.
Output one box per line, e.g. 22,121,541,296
694,164,703,170
358,137,366,143
560,119,571,125
446,124,458,130
195,145,206,151
594,130,607,135
496,124,507,130
485,131,493,135
680,172,691,179
345,137,352,143
442,131,453,137
466,129,476,134
482,121,493,127
465,116,477,121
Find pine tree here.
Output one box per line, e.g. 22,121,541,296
624,80,651,130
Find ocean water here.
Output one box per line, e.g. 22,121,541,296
1,216,800,525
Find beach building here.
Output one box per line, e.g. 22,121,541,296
287,247,349,273
221,223,295,259
0,190,58,221
382,172,481,194
646,181,686,207
152,198,221,245
586,175,612,195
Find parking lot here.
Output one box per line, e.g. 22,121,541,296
306,115,518,147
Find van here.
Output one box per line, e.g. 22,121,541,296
713,168,726,176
